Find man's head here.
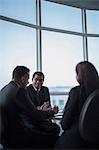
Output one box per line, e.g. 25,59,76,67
12,66,30,88
32,72,44,89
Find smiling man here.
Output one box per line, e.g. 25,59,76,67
27,71,51,109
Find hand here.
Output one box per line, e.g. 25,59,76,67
45,101,51,108
53,105,59,114
41,101,51,110
37,106,42,110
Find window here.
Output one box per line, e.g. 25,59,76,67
88,37,99,72
41,1,82,32
1,0,36,24
86,10,99,34
42,31,83,87
50,95,68,112
0,21,36,89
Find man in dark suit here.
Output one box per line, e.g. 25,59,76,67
27,71,60,136
0,66,59,149
27,71,51,108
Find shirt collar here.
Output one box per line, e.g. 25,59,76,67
32,84,41,91
12,80,20,87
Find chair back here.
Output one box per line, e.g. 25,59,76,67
0,110,4,149
79,89,99,144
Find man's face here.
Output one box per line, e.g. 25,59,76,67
32,74,44,89
20,73,29,88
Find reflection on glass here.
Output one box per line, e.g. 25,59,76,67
86,10,99,34
50,95,68,112
0,21,36,89
1,0,36,24
42,31,83,87
88,37,99,73
41,1,82,32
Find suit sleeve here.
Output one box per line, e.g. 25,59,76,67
44,87,51,103
15,88,54,121
61,87,79,130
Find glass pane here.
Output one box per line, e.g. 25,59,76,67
50,95,68,112
88,37,99,73
42,31,83,88
41,1,82,32
1,0,36,24
86,10,99,34
0,21,36,89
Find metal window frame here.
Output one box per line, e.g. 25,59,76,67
36,0,42,71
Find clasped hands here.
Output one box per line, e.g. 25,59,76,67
37,101,59,114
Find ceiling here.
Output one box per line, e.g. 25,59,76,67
46,0,99,10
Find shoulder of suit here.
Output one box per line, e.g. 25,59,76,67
27,84,33,89
42,86,49,89
41,86,49,91
70,85,80,93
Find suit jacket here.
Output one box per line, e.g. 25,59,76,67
27,84,50,106
0,81,54,145
27,84,60,135
55,86,86,149
61,86,81,130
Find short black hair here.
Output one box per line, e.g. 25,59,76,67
12,66,30,80
32,72,44,80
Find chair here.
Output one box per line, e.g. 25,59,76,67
0,113,4,149
79,89,99,147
